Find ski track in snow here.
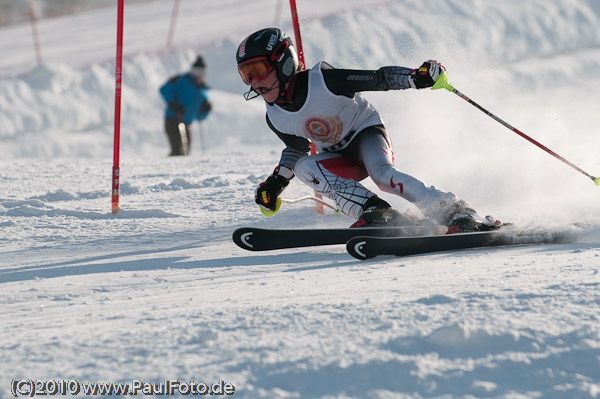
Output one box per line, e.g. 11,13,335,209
1,1,600,398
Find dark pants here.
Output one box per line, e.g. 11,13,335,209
165,117,191,156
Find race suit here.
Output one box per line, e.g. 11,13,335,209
265,61,458,221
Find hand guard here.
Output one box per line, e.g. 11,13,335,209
411,60,446,89
255,166,294,212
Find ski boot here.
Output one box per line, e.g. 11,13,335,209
444,200,503,234
350,197,412,228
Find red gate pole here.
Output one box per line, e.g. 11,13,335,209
112,0,124,214
289,0,325,213
289,0,305,69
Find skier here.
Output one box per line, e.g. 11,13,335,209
236,27,500,232
159,55,212,156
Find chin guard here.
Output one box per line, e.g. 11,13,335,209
243,88,260,101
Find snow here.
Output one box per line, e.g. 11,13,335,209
1,0,600,398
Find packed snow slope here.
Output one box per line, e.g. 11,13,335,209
1,1,600,398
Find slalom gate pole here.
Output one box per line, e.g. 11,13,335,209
432,72,600,186
289,0,305,68
289,0,326,213
112,0,124,214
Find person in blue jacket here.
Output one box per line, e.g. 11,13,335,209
159,56,212,156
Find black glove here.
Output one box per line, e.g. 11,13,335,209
255,166,294,211
199,101,212,114
411,60,446,89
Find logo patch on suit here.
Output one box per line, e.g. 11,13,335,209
304,116,343,144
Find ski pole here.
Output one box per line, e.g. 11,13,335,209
282,195,340,211
260,196,340,216
432,71,600,186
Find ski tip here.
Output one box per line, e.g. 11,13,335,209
232,228,256,251
594,176,600,186
346,238,371,261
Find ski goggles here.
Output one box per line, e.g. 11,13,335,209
238,57,273,85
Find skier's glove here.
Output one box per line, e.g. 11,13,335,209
255,166,294,211
410,60,446,89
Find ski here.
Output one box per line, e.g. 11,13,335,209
233,222,443,251
346,228,577,260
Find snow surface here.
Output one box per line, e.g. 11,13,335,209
1,0,600,398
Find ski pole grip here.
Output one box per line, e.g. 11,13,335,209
431,70,454,92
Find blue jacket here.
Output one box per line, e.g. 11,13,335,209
159,73,211,125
